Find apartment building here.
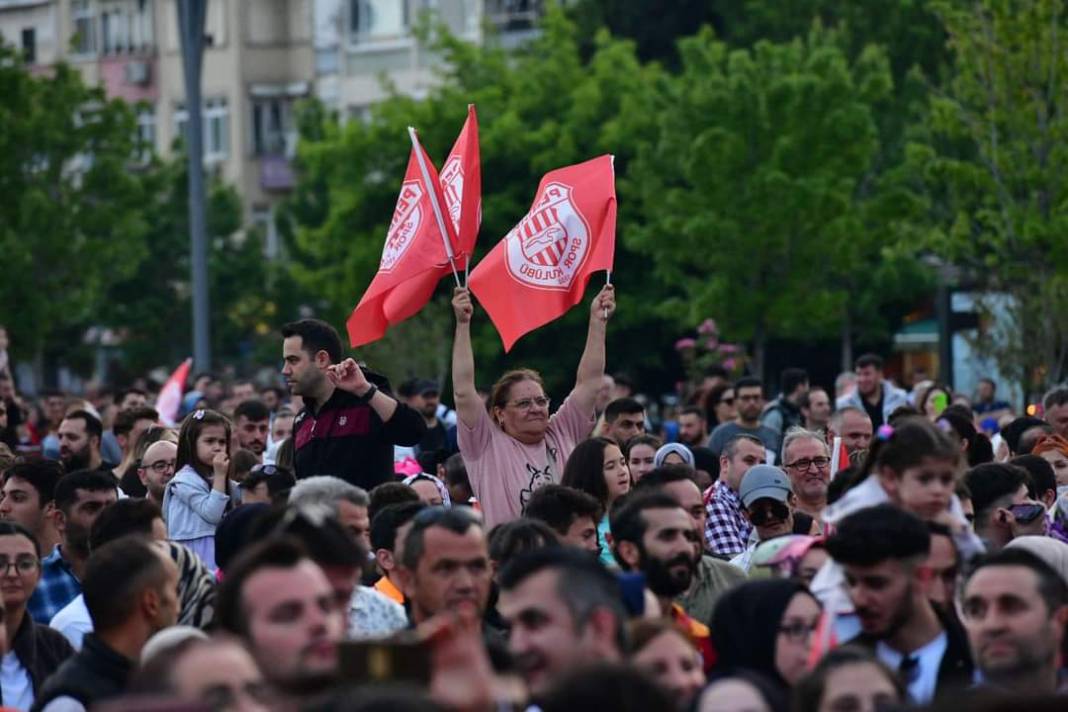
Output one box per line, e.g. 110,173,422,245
0,0,314,255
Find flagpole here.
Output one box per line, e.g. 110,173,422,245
408,127,462,288
604,271,611,319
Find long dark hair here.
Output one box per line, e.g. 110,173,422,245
176,409,232,479
849,416,959,491
562,437,620,507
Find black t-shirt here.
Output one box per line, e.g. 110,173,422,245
862,388,885,428
417,420,449,456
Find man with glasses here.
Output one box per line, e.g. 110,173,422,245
0,522,73,709
826,505,973,705
397,507,491,626
137,440,177,510
707,377,781,460
780,428,832,521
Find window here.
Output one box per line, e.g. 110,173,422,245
349,0,414,44
21,28,35,64
174,98,230,164
252,206,281,259
72,0,97,55
486,0,542,31
136,106,156,162
251,98,293,156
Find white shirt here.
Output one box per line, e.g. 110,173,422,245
1,650,34,711
876,631,947,705
49,594,93,651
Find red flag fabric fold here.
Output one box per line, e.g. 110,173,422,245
158,358,192,427
440,105,481,261
468,155,616,351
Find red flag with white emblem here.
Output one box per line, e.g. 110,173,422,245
346,132,458,348
468,155,616,351
440,105,481,265
157,358,192,427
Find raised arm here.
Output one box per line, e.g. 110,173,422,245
571,284,615,413
451,287,483,430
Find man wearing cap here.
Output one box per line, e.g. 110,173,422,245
401,378,450,458
730,465,803,572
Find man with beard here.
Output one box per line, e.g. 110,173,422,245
825,505,972,705
835,353,908,428
497,547,625,698
403,379,450,457
233,400,270,462
56,412,112,474
676,406,708,449
136,440,177,510
27,472,118,623
707,377,780,459
801,387,832,433
960,548,1068,695
610,491,713,670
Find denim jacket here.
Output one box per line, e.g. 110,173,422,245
163,465,230,540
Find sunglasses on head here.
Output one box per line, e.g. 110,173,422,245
1008,503,1046,524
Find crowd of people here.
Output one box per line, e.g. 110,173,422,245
0,292,1065,711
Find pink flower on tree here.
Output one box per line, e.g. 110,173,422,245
719,343,740,354
697,319,718,335
722,358,737,371
675,337,697,351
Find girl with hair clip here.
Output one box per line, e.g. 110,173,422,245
812,417,983,639
163,410,234,571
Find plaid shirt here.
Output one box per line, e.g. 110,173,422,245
704,480,752,557
28,545,81,624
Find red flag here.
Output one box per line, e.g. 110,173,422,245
440,105,481,261
346,134,457,348
468,155,616,351
157,358,192,427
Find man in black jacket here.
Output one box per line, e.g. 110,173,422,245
32,537,178,712
281,319,426,490
0,522,73,709
826,505,973,706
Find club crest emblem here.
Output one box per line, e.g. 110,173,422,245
380,180,423,271
505,182,590,290
338,416,347,426
440,156,464,233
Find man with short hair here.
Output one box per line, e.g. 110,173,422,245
397,507,490,625
634,466,746,622
281,319,425,489
523,484,602,554
233,400,270,460
402,379,449,457
369,501,426,605
730,465,802,572
964,463,1036,551
136,440,177,509
28,471,118,624
828,406,874,455
706,377,780,457
973,378,1011,417
835,353,908,428
1,461,63,556
113,389,148,413
1042,385,1068,439
926,522,959,611
704,434,766,557
100,390,150,464
960,548,1068,695
610,492,713,669
826,505,973,704
602,397,645,447
676,406,708,448
801,387,832,432
761,368,809,439
110,406,159,481
216,537,344,693
231,380,256,404
33,537,178,712
56,412,112,474
288,476,371,551
497,547,626,697
780,427,832,520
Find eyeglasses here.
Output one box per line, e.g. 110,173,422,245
0,556,38,576
1009,503,1046,524
778,620,818,642
508,396,551,411
143,459,176,474
784,457,831,471
747,500,790,526
719,398,734,405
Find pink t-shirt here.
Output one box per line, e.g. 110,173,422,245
458,394,595,529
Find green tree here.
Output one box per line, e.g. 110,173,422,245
906,0,1068,395
281,7,673,393
0,44,151,375
627,27,915,375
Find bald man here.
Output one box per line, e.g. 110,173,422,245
138,441,178,508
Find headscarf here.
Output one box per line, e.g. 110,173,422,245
710,579,814,687
1033,434,1068,458
403,472,452,507
654,443,694,468
167,541,217,629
